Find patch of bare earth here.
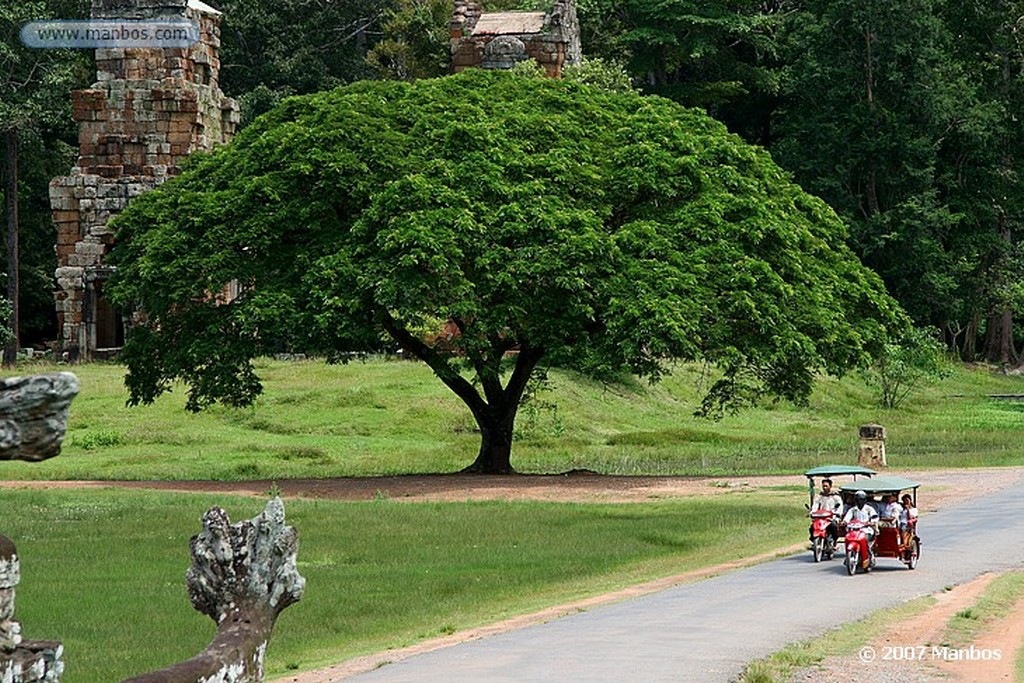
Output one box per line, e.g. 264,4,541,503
4,466,1020,509
3,466,1023,682
790,571,1024,683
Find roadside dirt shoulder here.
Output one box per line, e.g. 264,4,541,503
5,465,1021,510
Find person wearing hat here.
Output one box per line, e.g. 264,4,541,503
843,490,880,564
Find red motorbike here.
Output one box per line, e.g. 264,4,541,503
809,510,837,562
843,520,876,575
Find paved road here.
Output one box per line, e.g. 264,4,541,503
345,481,1024,682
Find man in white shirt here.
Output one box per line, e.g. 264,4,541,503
843,490,879,538
810,478,844,545
879,494,901,526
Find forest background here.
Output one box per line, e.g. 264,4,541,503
3,0,1024,366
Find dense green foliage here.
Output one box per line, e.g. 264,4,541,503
213,0,386,123
6,0,1024,374
773,0,1024,365
108,71,904,472
1,0,90,348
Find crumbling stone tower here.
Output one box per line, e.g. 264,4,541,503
51,0,238,360
450,0,581,77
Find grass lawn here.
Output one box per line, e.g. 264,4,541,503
0,358,1023,480
2,487,806,682
2,358,1023,680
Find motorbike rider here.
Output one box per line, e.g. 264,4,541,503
810,478,844,546
843,490,879,563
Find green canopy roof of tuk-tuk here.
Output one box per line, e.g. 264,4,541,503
804,465,877,478
839,476,920,493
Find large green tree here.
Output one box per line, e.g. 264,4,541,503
108,71,906,473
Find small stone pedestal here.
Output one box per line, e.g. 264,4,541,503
858,424,887,468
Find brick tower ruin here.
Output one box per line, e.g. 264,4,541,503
450,0,581,77
51,0,238,360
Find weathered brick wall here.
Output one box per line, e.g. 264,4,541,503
450,0,580,78
51,0,238,359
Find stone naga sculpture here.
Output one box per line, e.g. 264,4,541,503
123,498,305,683
0,372,79,461
0,536,64,682
0,373,77,681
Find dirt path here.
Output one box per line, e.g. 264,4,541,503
4,466,1019,510
793,571,1024,683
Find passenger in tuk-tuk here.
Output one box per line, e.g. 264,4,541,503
810,478,844,545
899,493,918,546
879,494,901,526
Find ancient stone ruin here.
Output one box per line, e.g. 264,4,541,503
123,498,304,683
0,373,80,462
858,423,888,469
51,0,239,361
450,0,581,77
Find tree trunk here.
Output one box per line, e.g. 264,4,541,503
379,312,543,475
464,405,516,474
862,28,881,217
2,129,18,367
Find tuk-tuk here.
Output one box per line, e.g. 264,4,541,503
839,476,921,574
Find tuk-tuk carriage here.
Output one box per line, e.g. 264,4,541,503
839,476,921,574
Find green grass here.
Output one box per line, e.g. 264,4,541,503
1,358,1022,679
1,358,1024,480
1,487,806,681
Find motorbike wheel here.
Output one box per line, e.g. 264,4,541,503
846,549,858,576
907,539,920,570
813,537,823,563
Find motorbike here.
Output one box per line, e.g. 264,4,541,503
809,510,837,562
839,476,922,573
843,519,875,576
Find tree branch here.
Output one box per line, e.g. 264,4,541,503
379,310,488,417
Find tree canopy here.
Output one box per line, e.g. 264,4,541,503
108,70,906,473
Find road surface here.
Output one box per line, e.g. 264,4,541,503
343,480,1024,682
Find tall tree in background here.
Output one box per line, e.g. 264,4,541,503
367,0,452,81
212,0,392,124
935,0,1024,363
772,0,972,331
578,0,791,144
0,0,88,363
